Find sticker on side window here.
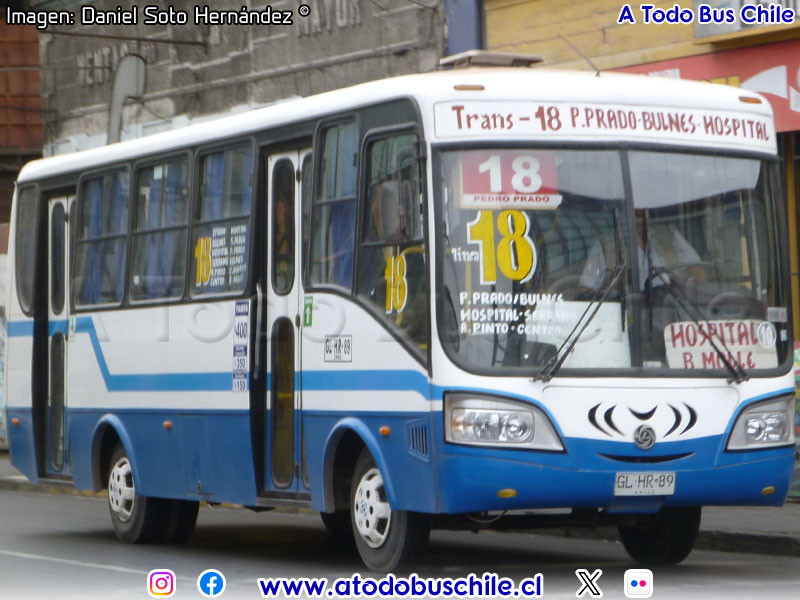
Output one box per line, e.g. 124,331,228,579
232,300,250,392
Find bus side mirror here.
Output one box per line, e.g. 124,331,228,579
378,179,413,244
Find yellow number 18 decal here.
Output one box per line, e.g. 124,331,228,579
195,236,212,286
384,255,408,313
467,210,536,285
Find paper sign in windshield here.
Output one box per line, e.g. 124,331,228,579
664,319,778,370
460,150,562,210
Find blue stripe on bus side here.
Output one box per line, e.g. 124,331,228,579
7,318,431,397
72,316,233,392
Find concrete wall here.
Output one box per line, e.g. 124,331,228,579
35,0,449,154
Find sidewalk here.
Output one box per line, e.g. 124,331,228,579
1,450,798,557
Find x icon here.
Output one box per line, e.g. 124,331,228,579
575,568,603,598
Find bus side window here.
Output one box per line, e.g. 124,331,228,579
301,153,312,282
74,171,129,307
191,145,254,296
356,133,428,349
15,186,38,314
309,121,358,289
130,159,190,301
271,159,295,295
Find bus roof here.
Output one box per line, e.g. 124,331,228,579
17,68,775,185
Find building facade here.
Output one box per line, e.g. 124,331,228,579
25,0,484,154
0,13,41,222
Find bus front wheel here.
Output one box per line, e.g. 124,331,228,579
350,449,429,571
107,443,170,544
618,506,701,564
321,510,355,548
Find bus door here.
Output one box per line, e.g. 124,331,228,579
263,149,311,495
46,195,73,477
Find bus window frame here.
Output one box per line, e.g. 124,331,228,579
72,165,132,312
305,113,362,295
431,140,793,380
14,183,41,317
353,122,430,367
189,138,258,301
269,156,297,297
128,150,194,306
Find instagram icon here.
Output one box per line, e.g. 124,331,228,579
148,569,176,598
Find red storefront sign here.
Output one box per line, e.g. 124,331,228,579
614,38,800,132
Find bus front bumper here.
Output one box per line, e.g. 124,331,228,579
437,437,795,514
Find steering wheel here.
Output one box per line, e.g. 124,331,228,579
548,274,596,301
651,261,714,279
707,291,762,320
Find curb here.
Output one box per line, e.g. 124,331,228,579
3,477,799,557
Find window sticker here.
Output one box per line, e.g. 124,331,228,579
664,319,778,370
459,150,562,210
193,221,249,294
303,296,313,327
233,300,250,392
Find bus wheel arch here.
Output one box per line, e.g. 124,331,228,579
322,420,398,513
91,417,136,493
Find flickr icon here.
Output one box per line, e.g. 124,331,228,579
624,569,653,598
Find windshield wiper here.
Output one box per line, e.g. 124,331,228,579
534,263,627,382
650,265,749,384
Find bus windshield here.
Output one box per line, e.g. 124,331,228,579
436,147,789,375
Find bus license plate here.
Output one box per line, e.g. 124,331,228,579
614,472,675,496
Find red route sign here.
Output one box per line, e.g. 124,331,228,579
460,150,560,210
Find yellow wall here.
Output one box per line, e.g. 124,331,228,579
485,0,800,71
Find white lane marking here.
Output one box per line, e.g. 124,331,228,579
0,549,193,580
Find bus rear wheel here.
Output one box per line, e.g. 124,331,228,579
162,499,199,543
618,506,701,565
107,443,170,544
350,449,429,572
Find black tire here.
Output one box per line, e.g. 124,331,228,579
619,506,701,565
107,443,170,544
350,449,429,572
161,499,199,543
320,510,355,548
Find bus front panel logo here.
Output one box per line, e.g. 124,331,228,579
633,425,656,450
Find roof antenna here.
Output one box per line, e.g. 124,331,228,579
558,34,600,76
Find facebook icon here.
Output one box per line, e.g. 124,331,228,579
197,569,226,598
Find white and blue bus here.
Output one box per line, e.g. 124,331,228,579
6,53,796,571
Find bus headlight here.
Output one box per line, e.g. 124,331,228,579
727,396,795,450
445,393,564,451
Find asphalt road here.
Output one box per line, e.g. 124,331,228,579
0,490,798,600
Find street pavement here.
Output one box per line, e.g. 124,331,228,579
1,489,799,600
1,451,799,559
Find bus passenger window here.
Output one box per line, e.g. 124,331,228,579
310,121,358,289
192,146,254,296
74,171,129,306
130,159,190,300
271,159,295,295
14,187,38,314
357,133,428,349
301,153,312,281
